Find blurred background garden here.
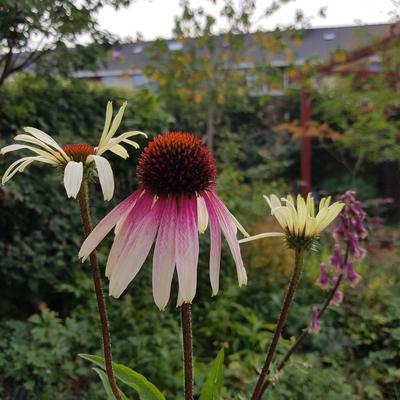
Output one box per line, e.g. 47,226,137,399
0,0,399,399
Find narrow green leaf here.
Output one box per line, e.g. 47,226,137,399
79,353,166,400
92,368,129,400
199,348,224,400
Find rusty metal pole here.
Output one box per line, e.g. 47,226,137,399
300,89,311,197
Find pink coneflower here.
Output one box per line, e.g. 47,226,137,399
79,132,248,310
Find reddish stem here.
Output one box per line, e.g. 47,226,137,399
78,180,121,400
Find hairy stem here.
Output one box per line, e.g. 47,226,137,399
260,244,349,397
181,303,194,400
251,249,304,400
77,180,121,400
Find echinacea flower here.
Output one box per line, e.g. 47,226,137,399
239,193,344,250
79,132,248,310
0,101,145,200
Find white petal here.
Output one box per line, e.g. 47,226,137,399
63,161,83,198
103,101,127,145
15,134,67,163
197,196,209,234
2,156,41,184
1,144,59,163
97,131,146,156
306,193,315,217
92,155,114,201
122,138,140,148
271,206,290,231
296,195,307,234
98,101,113,149
107,143,130,159
315,203,344,233
266,194,282,211
221,203,249,237
23,127,69,160
238,232,285,244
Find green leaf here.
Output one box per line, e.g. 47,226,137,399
79,354,166,400
199,348,224,400
92,368,129,400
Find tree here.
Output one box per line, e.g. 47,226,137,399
0,0,132,87
313,41,400,179
145,0,310,154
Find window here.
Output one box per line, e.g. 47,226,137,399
323,32,336,41
111,50,122,60
168,41,183,51
102,76,118,86
369,62,380,72
132,45,143,54
132,74,146,87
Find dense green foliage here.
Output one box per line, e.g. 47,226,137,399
0,75,399,399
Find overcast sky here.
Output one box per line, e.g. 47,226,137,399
97,0,398,41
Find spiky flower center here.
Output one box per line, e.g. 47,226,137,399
62,144,96,162
137,132,216,197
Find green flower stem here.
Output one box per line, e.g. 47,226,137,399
259,244,350,397
77,180,121,400
181,303,194,400
251,248,305,400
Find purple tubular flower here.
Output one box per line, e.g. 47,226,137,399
330,277,344,305
348,233,366,261
330,243,343,272
345,262,362,288
330,289,343,305
315,263,330,290
309,306,320,334
334,191,368,248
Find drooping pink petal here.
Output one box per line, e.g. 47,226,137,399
152,197,177,310
204,190,247,287
105,191,154,278
204,195,222,296
175,196,199,304
109,196,164,298
78,189,143,261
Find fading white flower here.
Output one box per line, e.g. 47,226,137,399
1,101,146,200
240,193,344,250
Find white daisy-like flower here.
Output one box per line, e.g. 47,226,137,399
240,193,344,249
0,101,146,200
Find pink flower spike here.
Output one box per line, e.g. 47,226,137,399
345,262,362,288
175,196,199,305
315,262,330,290
309,305,320,334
